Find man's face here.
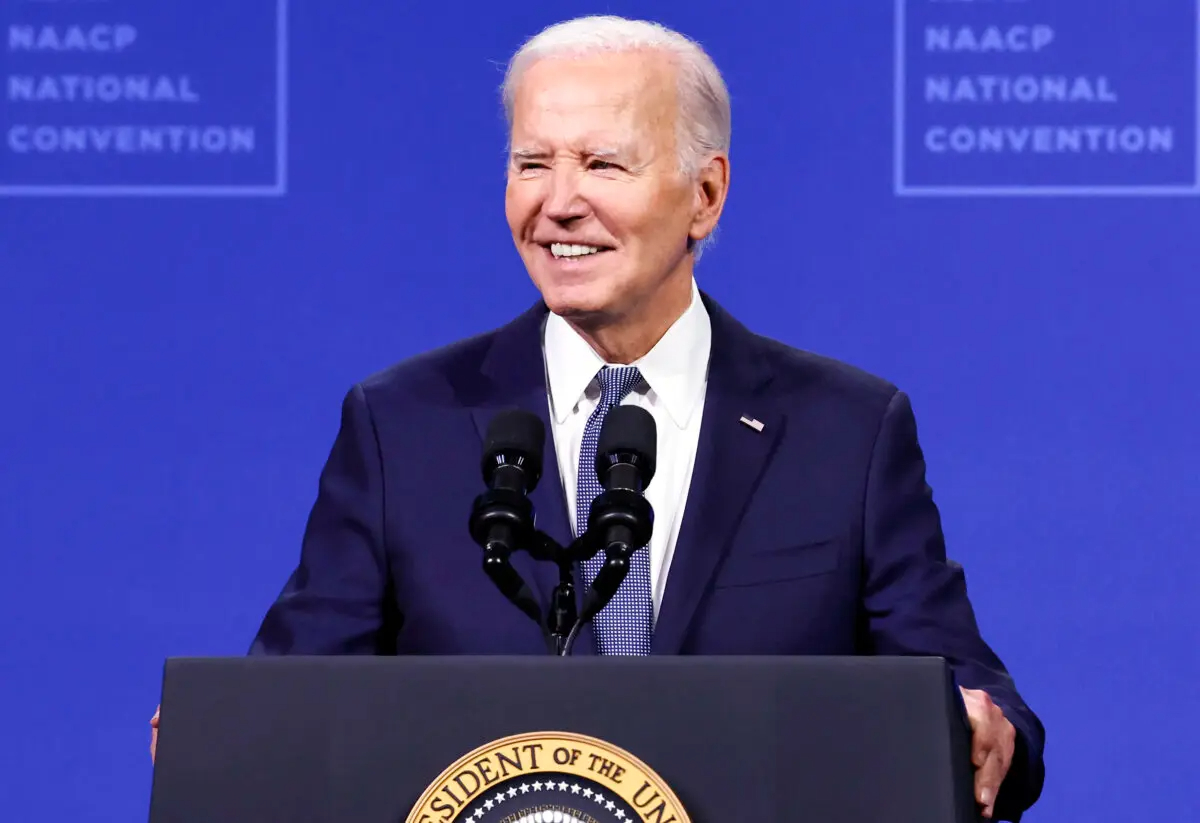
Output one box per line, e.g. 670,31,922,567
505,50,713,326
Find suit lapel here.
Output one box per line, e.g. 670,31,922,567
651,296,785,654
466,302,571,634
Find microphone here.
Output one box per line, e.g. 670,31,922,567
566,405,657,651
468,410,546,633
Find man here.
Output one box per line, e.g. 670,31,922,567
151,15,1044,821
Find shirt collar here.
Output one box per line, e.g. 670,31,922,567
543,279,711,429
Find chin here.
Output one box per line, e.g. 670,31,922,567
535,279,616,320
543,297,610,325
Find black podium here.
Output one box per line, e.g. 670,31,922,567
148,655,980,823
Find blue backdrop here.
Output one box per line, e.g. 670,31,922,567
1,1,1196,820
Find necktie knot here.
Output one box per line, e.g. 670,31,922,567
596,365,642,408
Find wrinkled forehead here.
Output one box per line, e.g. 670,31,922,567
509,52,679,153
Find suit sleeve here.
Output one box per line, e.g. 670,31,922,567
248,384,397,655
862,390,1045,821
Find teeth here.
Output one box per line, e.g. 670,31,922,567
550,243,603,258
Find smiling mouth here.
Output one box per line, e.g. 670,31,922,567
541,242,614,260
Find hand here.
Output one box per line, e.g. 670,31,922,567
960,687,1016,818
150,705,160,763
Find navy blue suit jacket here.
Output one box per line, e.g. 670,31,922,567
250,293,1045,819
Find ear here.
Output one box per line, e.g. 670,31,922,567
688,153,731,246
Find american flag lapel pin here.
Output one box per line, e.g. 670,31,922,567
739,415,765,432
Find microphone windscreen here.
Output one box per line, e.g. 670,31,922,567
596,404,657,486
482,409,545,490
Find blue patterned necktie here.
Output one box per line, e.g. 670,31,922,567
576,365,654,655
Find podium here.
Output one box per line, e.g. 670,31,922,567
148,655,981,823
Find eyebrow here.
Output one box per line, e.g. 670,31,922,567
509,146,632,162
510,148,548,162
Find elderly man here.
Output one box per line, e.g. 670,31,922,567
152,14,1043,821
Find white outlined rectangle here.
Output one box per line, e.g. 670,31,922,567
0,0,288,197
894,0,1200,197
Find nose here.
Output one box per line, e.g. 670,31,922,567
543,166,589,225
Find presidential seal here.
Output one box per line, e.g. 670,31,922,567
406,731,690,823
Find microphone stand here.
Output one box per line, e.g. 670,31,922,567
542,528,643,657
548,565,577,656
519,529,621,657
473,500,651,657
525,530,579,656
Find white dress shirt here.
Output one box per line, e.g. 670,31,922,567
542,280,711,620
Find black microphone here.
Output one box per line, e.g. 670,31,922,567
468,410,546,633
567,405,657,650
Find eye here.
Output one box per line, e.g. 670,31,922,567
588,159,619,171
517,161,547,171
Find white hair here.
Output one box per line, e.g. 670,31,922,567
501,16,732,257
